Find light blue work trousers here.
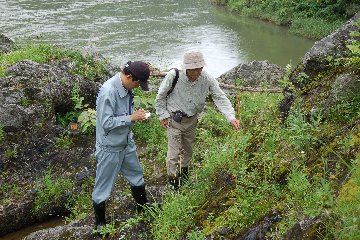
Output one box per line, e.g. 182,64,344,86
92,141,145,204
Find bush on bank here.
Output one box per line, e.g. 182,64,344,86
212,0,359,39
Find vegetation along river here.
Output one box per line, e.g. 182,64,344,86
0,0,315,77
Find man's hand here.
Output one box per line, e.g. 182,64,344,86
231,119,240,131
160,118,170,129
131,109,148,121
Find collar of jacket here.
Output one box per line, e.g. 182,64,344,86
111,73,130,98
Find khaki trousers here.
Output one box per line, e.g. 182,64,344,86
167,114,198,177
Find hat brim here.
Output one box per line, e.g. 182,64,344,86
139,81,149,91
182,61,205,70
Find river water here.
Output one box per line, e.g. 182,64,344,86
0,0,315,77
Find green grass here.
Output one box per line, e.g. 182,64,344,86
0,42,109,79
33,169,75,214
291,16,345,39
222,0,351,39
332,155,360,240
143,86,359,239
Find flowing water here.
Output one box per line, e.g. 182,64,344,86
0,0,315,77
0,1,315,238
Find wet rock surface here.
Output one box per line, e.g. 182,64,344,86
217,60,285,88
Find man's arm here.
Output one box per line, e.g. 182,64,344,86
97,93,131,132
209,78,240,130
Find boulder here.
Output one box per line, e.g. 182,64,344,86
217,60,285,88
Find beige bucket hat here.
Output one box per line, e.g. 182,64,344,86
182,49,206,70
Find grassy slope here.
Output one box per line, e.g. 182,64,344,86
133,90,359,240
132,26,360,238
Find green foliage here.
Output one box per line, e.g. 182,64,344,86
151,188,206,240
187,230,206,240
234,78,246,86
286,170,333,215
56,84,84,128
269,168,334,237
94,223,118,238
19,97,31,108
120,215,144,232
4,147,18,158
345,19,360,69
291,16,345,39
77,108,96,134
55,132,73,149
65,191,92,223
56,111,79,129
132,110,167,164
149,83,354,239
224,0,350,39
0,124,4,143
33,169,75,214
133,89,156,110
283,107,321,152
0,42,109,79
198,107,232,137
278,63,293,89
205,180,280,235
71,83,88,112
0,183,22,205
56,83,97,134
332,155,360,239
327,93,360,123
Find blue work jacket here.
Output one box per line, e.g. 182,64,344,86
95,74,134,152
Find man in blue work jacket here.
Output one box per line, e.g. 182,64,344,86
92,61,151,236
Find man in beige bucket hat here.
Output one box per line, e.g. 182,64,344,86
155,49,240,190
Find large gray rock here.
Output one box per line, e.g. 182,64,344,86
279,11,360,119
0,34,14,53
0,47,110,236
217,60,285,88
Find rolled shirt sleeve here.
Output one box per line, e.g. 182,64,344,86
209,79,236,122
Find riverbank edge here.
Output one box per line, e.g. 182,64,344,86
211,0,359,39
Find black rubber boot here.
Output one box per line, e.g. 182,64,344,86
93,201,108,237
131,185,149,213
168,176,180,191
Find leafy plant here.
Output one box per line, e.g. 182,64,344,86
4,147,18,158
65,191,92,223
283,106,321,151
19,97,31,107
55,132,73,149
77,108,96,134
33,169,74,214
71,83,88,112
94,222,118,238
56,83,91,131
